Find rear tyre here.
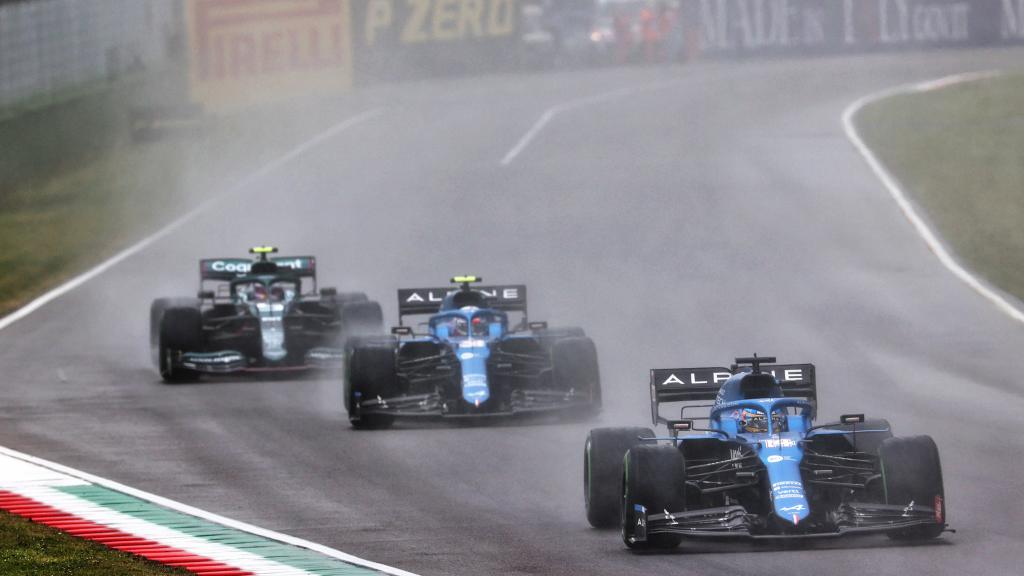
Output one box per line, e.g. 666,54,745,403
345,339,398,430
158,307,203,383
534,326,585,344
584,427,654,528
552,337,601,411
622,445,686,550
879,435,946,540
340,300,384,340
336,291,369,304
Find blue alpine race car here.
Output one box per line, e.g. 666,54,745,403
584,355,948,548
344,276,601,428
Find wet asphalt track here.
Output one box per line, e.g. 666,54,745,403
2,48,1024,575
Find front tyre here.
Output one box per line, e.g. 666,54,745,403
584,427,654,528
622,444,686,550
879,435,946,540
158,307,202,383
150,298,199,367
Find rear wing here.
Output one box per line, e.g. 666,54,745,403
649,364,816,425
199,256,317,281
396,285,527,320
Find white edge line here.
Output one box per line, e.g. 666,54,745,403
0,444,420,576
0,107,385,333
500,82,676,166
842,70,1024,324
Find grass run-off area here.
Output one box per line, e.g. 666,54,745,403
0,510,189,575
856,74,1024,303
0,135,193,316
0,70,348,318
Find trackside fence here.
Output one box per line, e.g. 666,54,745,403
0,0,181,111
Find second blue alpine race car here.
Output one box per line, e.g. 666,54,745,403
344,276,602,428
584,355,949,549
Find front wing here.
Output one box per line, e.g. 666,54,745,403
629,502,947,543
176,347,344,374
355,388,596,418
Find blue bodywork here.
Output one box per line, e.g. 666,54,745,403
399,289,536,408
622,358,942,541
348,279,600,421
693,376,818,526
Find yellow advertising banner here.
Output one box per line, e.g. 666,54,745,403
186,0,353,113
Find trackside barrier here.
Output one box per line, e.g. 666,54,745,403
179,0,1024,114
681,0,1024,58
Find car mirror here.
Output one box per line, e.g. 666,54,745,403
669,420,694,432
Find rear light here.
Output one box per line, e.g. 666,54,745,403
934,495,944,523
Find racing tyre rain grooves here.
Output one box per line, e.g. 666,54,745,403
584,427,654,528
345,339,399,430
551,337,602,411
879,435,946,540
158,306,203,383
621,444,686,550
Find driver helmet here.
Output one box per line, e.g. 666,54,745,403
250,284,268,302
739,409,768,434
739,408,789,434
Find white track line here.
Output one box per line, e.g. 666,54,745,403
842,70,1024,324
0,445,419,576
0,107,385,332
500,82,676,166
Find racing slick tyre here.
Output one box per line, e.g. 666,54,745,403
552,337,601,411
158,306,203,383
150,298,200,366
340,300,384,340
879,435,946,540
345,339,398,430
622,444,686,550
585,427,654,528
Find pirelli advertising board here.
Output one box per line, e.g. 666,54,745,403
350,0,522,83
186,0,521,112
186,0,354,112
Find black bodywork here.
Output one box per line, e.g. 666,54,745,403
151,250,383,381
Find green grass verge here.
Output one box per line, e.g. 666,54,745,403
0,510,189,575
857,74,1024,302
0,67,345,317
0,134,194,314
